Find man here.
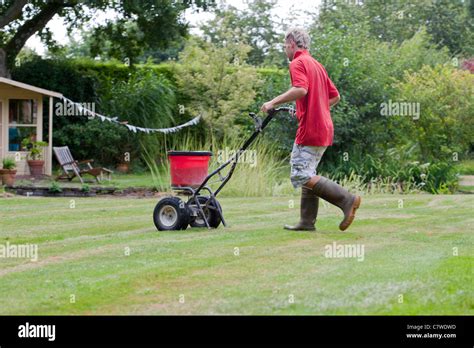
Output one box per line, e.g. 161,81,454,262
261,28,361,231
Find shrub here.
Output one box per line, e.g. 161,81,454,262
393,65,474,162
48,182,63,193
308,24,450,162
53,118,128,166
98,67,177,164
2,158,16,170
321,146,459,194
81,184,90,193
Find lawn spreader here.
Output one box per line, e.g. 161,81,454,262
153,107,293,231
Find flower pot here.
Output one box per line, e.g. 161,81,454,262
0,169,17,186
116,162,130,173
27,160,44,176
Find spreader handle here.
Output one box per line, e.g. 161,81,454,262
272,106,294,114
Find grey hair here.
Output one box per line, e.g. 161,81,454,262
285,28,311,49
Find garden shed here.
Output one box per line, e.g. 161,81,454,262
0,77,62,176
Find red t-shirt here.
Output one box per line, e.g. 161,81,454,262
289,50,338,146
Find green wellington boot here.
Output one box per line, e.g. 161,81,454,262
284,186,319,231
307,176,361,231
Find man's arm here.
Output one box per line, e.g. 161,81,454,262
260,87,307,113
329,95,340,106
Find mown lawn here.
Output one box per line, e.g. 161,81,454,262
0,194,472,315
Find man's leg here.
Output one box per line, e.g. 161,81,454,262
284,143,326,231
304,175,361,231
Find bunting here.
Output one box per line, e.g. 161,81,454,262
60,97,200,134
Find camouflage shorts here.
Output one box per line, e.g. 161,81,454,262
290,143,327,188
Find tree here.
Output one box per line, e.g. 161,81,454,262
318,0,473,56
0,0,214,77
174,33,262,146
59,25,187,63
200,0,286,67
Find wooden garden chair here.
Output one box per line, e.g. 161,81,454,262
53,146,113,184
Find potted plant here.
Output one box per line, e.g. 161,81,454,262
116,161,130,173
21,138,48,176
0,157,17,186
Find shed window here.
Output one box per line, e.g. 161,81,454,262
8,99,37,151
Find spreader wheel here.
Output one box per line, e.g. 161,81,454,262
153,197,190,231
189,196,222,228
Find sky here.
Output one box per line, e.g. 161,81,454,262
25,0,322,55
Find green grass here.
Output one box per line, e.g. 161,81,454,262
107,172,166,188
15,172,166,189
0,194,472,315
458,185,474,193
455,159,474,175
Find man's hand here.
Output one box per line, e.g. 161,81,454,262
260,101,275,113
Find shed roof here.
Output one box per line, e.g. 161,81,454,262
0,77,63,98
